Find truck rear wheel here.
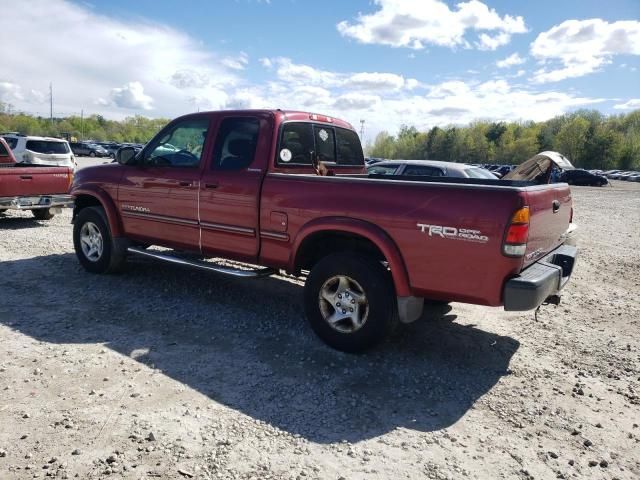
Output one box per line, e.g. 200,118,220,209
304,252,397,353
32,208,55,220
73,206,126,274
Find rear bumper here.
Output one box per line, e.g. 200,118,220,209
0,195,74,210
503,242,578,311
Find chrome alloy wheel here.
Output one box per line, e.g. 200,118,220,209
79,221,104,262
318,275,369,333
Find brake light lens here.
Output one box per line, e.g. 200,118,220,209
503,206,529,257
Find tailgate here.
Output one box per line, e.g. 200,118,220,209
522,184,572,267
0,167,72,197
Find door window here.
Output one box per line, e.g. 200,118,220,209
211,117,260,170
145,118,209,168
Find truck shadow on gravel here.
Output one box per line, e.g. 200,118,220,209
0,253,519,443
0,215,51,229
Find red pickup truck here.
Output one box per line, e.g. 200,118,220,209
70,110,577,352
0,137,74,220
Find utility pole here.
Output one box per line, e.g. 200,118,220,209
49,82,53,124
80,109,84,140
359,119,365,140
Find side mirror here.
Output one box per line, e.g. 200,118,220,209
116,146,136,165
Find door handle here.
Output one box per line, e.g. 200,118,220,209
204,183,218,189
179,181,192,187
552,200,560,213
20,175,33,180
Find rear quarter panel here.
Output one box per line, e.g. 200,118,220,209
260,175,526,306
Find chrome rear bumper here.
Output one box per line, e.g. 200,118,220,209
0,195,74,210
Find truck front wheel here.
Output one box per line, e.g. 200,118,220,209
73,206,126,274
304,252,397,353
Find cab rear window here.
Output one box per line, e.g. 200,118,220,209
26,140,70,154
277,123,364,167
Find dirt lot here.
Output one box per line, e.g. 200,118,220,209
1,181,639,480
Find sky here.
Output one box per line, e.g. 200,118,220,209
0,0,639,142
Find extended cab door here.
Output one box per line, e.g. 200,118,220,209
117,116,210,251
199,113,272,262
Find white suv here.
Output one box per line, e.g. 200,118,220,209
2,134,76,171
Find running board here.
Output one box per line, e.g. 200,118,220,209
127,247,276,279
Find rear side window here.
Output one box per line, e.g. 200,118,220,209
26,140,69,154
277,123,364,167
212,117,260,170
368,164,399,175
3,137,17,149
403,165,444,176
0,142,8,156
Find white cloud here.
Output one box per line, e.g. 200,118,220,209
263,57,416,92
496,53,526,68
109,81,153,110
0,0,609,142
0,0,242,117
221,52,249,71
0,81,25,103
333,93,381,110
337,0,526,50
613,99,640,110
531,19,640,83
344,72,406,90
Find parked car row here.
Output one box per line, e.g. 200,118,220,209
598,169,640,182
70,141,145,159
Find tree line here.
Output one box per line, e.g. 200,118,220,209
2,102,639,170
367,109,640,170
0,102,169,144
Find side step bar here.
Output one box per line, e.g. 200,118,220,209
127,247,277,279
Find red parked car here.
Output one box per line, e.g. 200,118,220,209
0,137,73,220
70,110,578,352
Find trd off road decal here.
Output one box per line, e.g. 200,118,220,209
417,223,489,243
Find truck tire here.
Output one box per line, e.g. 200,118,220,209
73,206,126,274
32,208,55,220
304,252,397,353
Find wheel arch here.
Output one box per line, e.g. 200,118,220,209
72,188,123,237
291,217,411,297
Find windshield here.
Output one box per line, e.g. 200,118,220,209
2,137,18,149
465,167,497,179
26,140,70,154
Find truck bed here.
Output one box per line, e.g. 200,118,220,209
259,172,572,306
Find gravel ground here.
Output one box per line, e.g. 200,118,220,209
1,181,639,480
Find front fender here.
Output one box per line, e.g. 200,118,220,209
290,217,411,297
71,186,123,237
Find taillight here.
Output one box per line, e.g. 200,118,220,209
68,171,74,191
503,206,529,257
